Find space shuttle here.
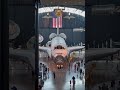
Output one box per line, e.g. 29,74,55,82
39,9,84,62
39,32,85,62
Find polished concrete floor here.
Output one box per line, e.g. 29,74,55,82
41,62,85,90
39,51,85,90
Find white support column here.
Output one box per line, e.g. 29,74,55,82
81,42,83,46
57,17,59,35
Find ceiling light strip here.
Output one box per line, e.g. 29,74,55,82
38,6,85,17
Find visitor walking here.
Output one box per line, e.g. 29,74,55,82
74,64,76,72
53,72,55,79
80,68,82,75
70,80,71,86
72,76,76,86
48,68,49,73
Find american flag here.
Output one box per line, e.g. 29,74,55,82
52,16,62,28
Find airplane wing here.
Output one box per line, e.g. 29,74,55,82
39,46,51,57
86,48,120,63
68,46,85,55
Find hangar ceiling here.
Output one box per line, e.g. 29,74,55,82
8,0,85,6
8,0,85,47
39,0,85,6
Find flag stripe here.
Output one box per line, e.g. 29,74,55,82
59,17,60,27
52,16,62,28
53,18,56,28
56,18,57,28
60,16,62,28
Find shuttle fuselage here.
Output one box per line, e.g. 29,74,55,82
51,36,67,59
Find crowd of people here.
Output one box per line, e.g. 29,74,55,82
38,63,49,90
69,58,85,87
73,59,85,78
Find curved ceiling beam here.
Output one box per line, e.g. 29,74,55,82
38,6,85,17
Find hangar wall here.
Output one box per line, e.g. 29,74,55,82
39,29,85,46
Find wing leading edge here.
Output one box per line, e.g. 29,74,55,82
68,46,85,55
39,46,51,58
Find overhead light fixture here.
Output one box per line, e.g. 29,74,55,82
47,13,49,15
38,6,85,17
42,13,52,18
73,28,85,32
64,12,75,19
64,15,75,19
69,12,70,15
42,15,52,18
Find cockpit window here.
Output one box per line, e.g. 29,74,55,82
54,45,65,49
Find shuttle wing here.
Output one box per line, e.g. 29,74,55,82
39,46,51,57
68,46,85,55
